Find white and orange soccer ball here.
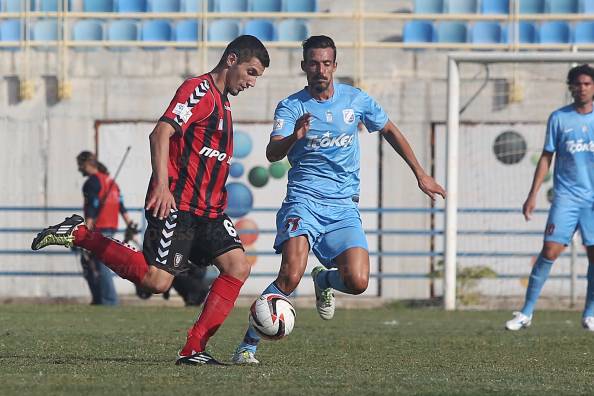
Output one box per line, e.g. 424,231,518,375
249,293,296,340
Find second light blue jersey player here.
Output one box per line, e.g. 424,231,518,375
543,104,594,246
506,65,594,332
271,82,388,205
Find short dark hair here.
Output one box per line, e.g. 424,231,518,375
221,35,270,68
567,64,594,85
302,35,336,62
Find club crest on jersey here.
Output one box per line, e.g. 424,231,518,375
273,118,284,131
173,103,192,123
174,253,183,267
342,109,355,124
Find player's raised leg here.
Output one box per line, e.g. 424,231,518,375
311,212,370,319
31,214,174,293
232,235,309,364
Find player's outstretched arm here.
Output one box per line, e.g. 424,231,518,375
380,120,446,201
266,113,311,162
523,151,553,221
146,121,177,220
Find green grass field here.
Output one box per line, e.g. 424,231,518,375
2,304,594,395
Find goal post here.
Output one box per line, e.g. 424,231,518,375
445,52,594,311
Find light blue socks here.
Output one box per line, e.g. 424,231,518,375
583,263,594,318
521,254,554,317
314,268,349,293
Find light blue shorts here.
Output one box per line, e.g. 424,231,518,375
544,200,594,246
273,198,368,267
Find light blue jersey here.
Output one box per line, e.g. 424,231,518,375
543,104,594,246
271,82,388,205
544,104,594,206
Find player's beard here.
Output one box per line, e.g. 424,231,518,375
312,80,330,93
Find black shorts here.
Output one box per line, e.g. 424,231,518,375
143,210,244,276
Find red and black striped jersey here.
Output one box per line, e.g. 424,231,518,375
154,73,233,219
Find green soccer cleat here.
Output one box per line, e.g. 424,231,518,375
231,348,260,365
311,265,335,320
31,214,85,251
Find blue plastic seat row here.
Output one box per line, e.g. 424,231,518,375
403,20,594,44
414,0,594,14
0,18,309,44
0,0,317,12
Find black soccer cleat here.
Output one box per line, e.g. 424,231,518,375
175,351,227,366
31,214,85,251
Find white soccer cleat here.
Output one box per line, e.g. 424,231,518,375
231,349,259,365
311,266,335,320
505,311,532,331
582,316,594,331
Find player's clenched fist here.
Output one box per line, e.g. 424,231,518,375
293,113,311,140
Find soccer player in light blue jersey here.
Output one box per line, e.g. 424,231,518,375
506,65,594,331
233,35,446,364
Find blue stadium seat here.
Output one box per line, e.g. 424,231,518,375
519,0,545,13
148,0,180,12
446,0,478,13
180,0,214,11
574,21,594,43
547,0,578,13
39,0,72,11
436,21,468,42
243,19,275,41
142,19,172,49
32,19,58,41
584,0,594,13
0,19,20,50
117,0,146,12
481,0,509,14
83,0,113,12
175,19,200,46
40,0,58,11
4,0,35,11
471,22,502,43
283,0,317,12
277,19,309,41
414,0,444,13
539,21,571,43
215,0,247,11
249,0,281,11
72,20,103,51
504,21,539,43
402,20,435,42
73,20,104,39
208,19,240,41
107,20,138,50
1,19,20,40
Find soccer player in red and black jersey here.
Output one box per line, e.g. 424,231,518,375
31,35,270,366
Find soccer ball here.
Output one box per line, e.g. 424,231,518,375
249,293,296,340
